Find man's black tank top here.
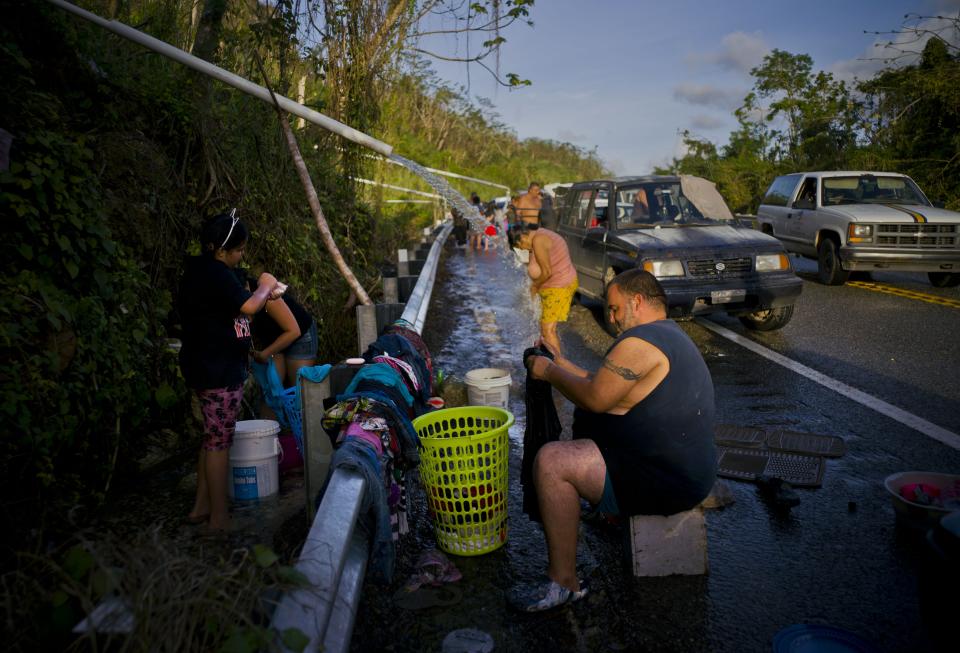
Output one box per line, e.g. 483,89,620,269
573,319,716,515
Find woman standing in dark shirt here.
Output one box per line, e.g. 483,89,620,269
178,211,282,531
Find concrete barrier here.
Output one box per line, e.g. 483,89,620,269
629,508,708,577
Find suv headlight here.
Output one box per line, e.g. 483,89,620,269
848,224,873,243
755,253,790,272
643,259,684,277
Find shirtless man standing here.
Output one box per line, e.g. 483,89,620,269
514,182,543,225
510,269,716,612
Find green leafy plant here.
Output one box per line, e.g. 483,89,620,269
432,368,447,396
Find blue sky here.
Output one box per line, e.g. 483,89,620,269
422,0,960,177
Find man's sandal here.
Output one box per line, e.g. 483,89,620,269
508,576,588,612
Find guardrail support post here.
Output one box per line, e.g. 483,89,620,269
397,248,409,277
356,303,407,354
408,259,425,276
383,276,399,304
301,374,333,518
356,304,378,356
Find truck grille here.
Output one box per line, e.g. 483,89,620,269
687,256,752,277
876,223,958,248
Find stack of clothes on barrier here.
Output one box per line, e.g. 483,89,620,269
320,319,435,582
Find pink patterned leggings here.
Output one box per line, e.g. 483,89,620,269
196,385,244,451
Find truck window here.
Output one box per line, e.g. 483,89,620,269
762,174,803,207
793,177,818,209
562,188,597,229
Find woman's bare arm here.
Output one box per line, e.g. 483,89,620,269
252,298,301,363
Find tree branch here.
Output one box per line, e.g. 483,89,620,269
252,50,373,306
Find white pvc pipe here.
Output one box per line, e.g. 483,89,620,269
47,0,393,157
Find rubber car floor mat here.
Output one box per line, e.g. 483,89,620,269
715,424,846,458
716,446,825,488
764,429,846,458
715,424,767,447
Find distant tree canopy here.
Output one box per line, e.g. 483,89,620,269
659,20,960,214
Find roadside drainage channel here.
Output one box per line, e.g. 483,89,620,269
270,222,452,652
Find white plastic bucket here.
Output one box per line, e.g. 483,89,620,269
465,368,512,410
228,420,281,500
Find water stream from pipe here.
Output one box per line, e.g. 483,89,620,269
387,153,488,231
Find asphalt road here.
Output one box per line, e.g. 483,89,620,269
350,244,960,653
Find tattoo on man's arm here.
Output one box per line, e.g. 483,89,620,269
602,357,643,380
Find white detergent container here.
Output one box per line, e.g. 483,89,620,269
465,368,512,410
228,420,281,500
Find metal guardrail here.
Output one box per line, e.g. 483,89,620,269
270,469,367,651
403,223,452,333
270,223,451,652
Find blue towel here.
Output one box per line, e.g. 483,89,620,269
251,359,290,429
296,364,332,417
363,334,432,412
344,363,414,407
298,363,332,384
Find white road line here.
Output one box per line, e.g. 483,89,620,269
695,318,960,451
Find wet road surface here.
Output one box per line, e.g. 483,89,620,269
350,241,960,653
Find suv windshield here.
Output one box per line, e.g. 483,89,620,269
615,183,720,228
822,175,929,207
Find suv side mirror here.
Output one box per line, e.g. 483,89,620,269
793,198,815,210
933,200,946,209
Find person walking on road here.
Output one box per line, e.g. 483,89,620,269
508,222,578,356
511,269,716,611
178,210,284,533
469,191,485,251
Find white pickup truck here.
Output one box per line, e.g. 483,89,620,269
756,171,960,287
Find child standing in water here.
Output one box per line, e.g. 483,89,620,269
178,210,282,532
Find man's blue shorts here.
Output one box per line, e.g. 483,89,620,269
595,471,620,515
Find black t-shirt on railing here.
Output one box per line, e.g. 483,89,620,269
178,255,253,390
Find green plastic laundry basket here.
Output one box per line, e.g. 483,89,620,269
413,406,514,556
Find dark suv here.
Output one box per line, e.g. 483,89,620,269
555,175,802,330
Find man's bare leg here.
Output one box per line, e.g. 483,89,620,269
534,439,606,590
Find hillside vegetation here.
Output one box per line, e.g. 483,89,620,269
0,0,604,553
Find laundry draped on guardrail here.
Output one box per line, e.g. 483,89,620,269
316,319,435,582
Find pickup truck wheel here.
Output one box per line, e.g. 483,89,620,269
928,272,960,288
739,305,794,331
816,238,849,286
